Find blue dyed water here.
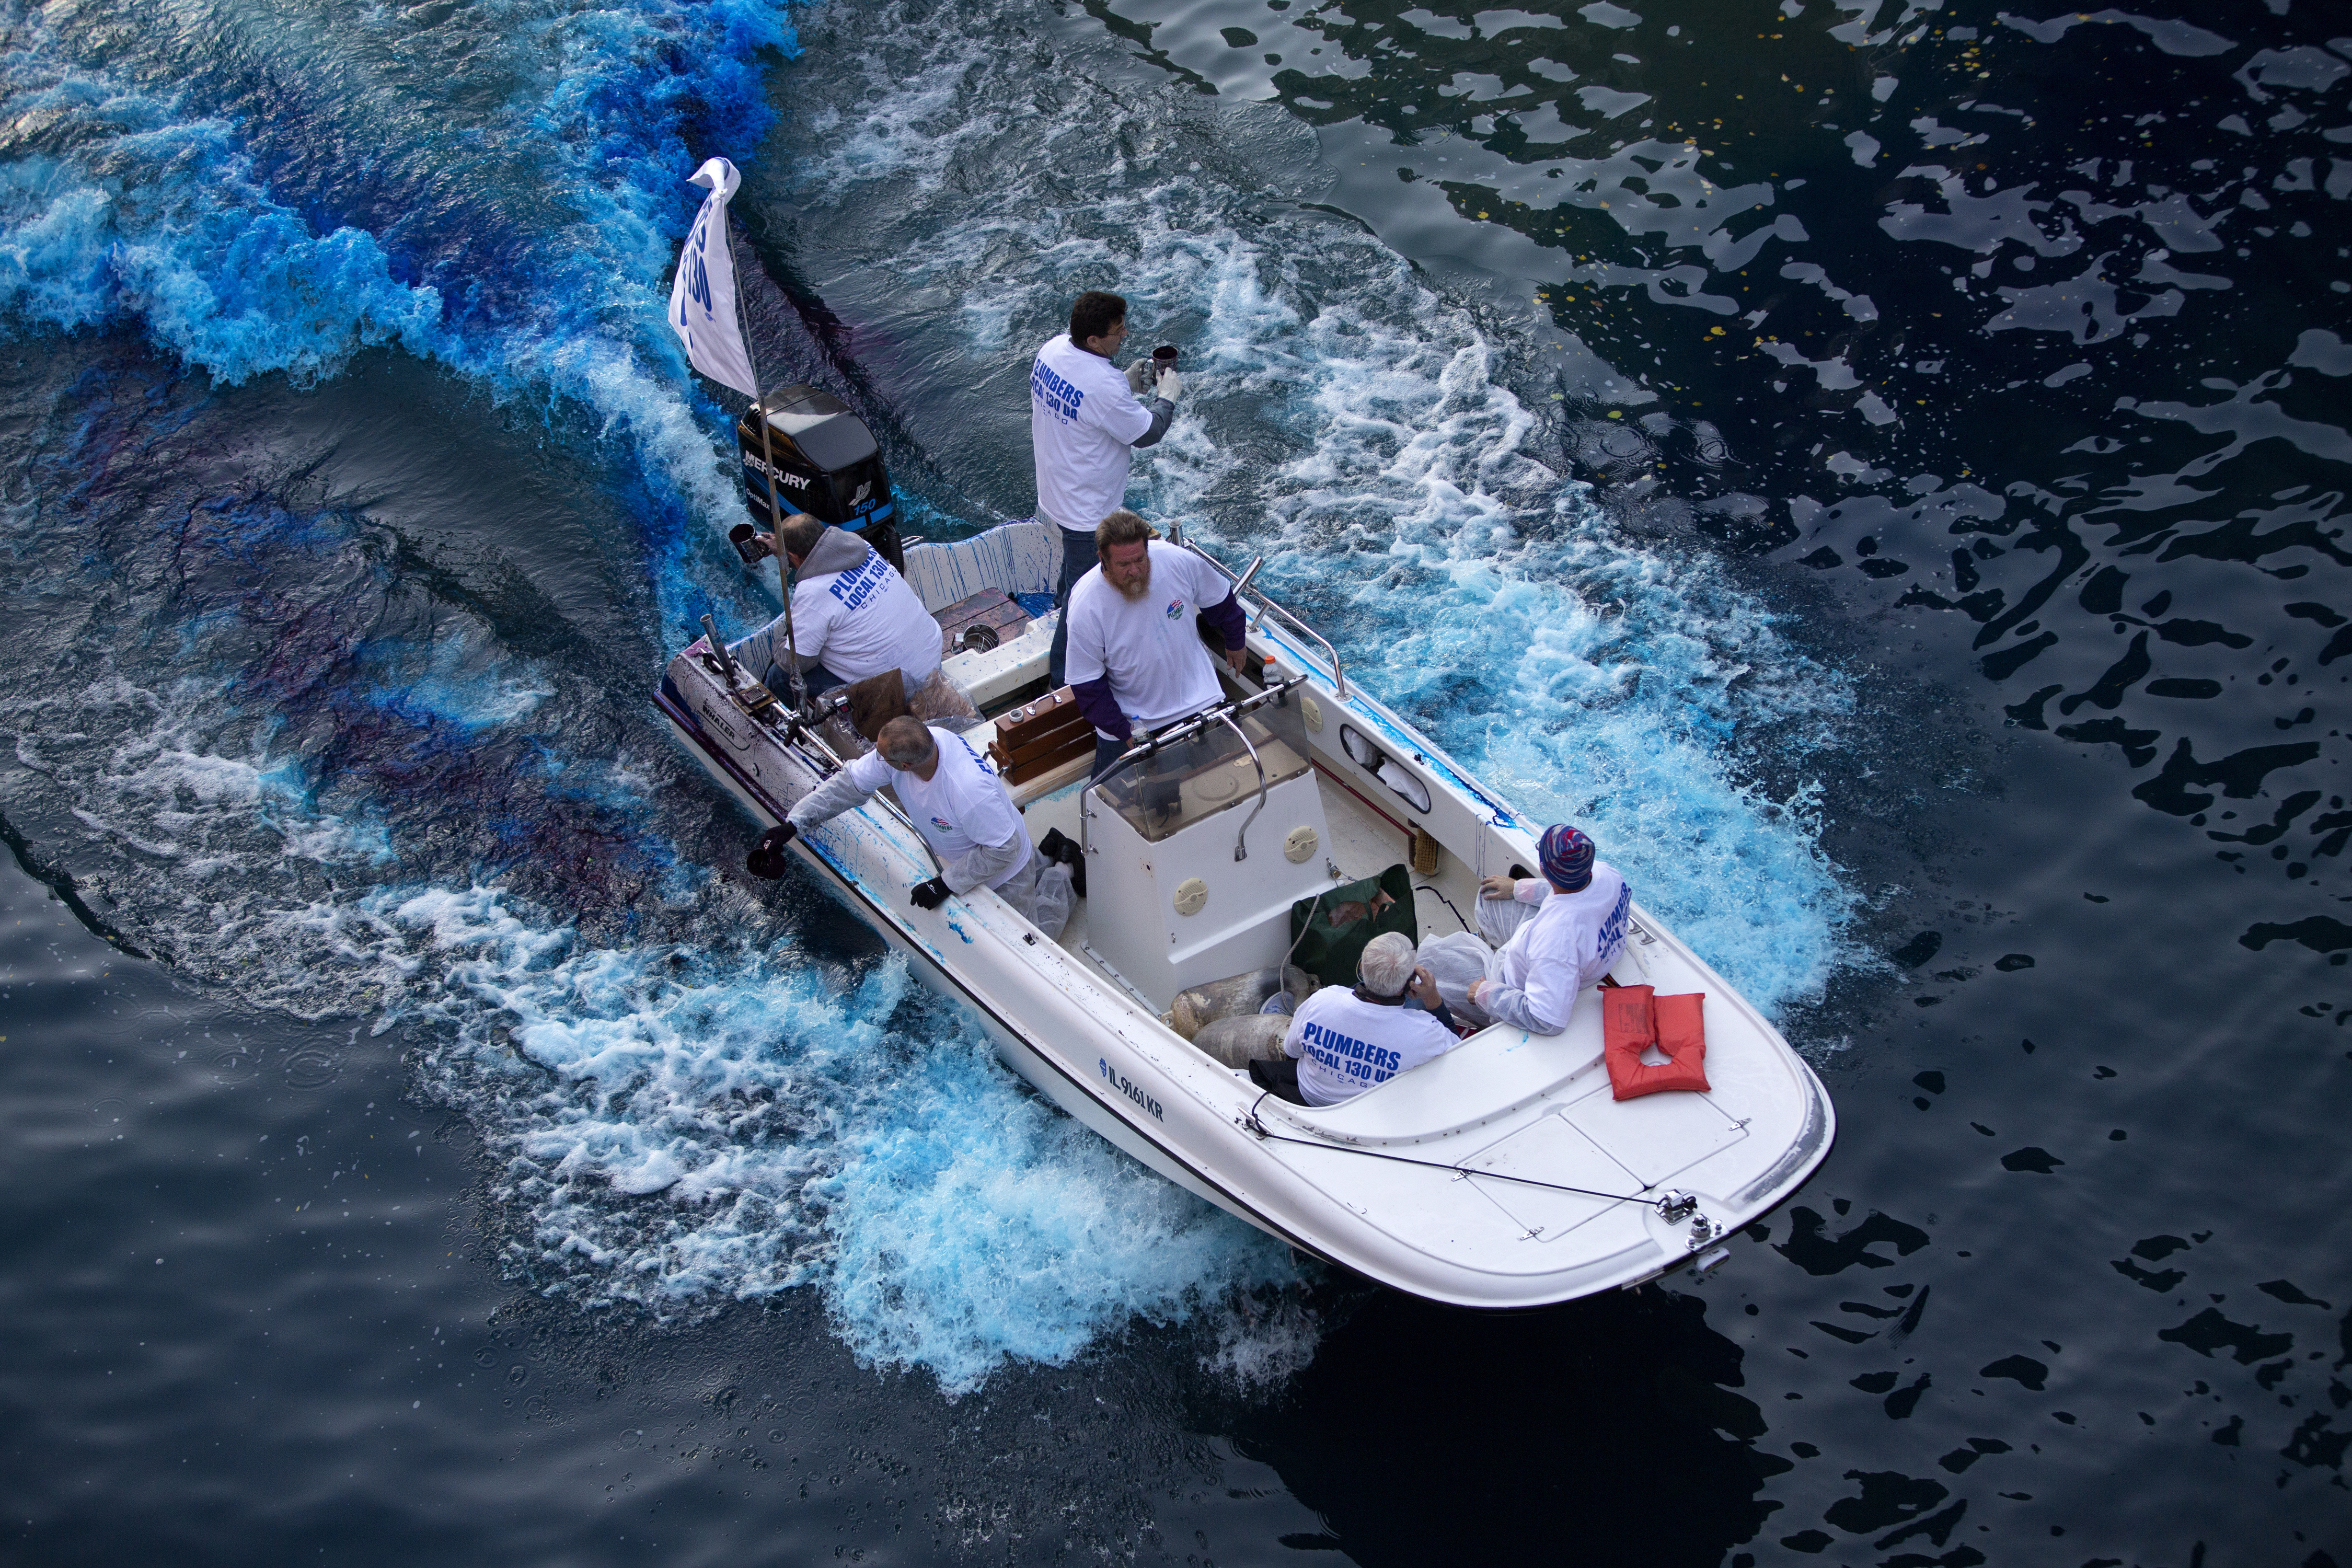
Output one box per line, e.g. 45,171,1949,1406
4,0,2348,1561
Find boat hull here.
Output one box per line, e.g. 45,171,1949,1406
652,621,1835,1307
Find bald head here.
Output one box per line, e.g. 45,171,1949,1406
777,512,825,564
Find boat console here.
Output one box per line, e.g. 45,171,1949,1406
1077,682,1342,1011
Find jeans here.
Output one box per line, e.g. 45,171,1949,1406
1044,525,1098,687
763,661,846,701
1090,733,1127,780
1248,1055,1308,1104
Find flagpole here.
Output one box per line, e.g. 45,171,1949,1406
729,218,809,719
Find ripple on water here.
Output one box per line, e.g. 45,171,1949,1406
281,1049,341,1090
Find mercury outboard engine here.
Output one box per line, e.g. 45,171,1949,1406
735,386,903,571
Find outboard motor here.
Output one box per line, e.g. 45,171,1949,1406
735,386,903,571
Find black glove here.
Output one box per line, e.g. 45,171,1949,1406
744,822,797,880
909,876,951,911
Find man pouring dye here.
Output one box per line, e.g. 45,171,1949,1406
746,718,1075,937
1030,291,1179,684
1416,825,1631,1036
729,512,940,703
1064,509,1249,779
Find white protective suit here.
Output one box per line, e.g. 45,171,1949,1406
1416,863,1630,1035
786,727,1073,938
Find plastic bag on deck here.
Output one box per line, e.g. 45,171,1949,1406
1416,931,1496,1018
1000,858,1074,941
1193,1013,1291,1068
1168,967,1284,1040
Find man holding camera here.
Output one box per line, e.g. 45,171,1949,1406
1030,290,1180,684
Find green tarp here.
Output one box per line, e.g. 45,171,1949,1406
1286,863,1417,989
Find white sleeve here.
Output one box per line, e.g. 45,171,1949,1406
1063,590,1108,687
1086,378,1155,446
845,750,894,793
787,754,886,832
1480,919,1579,1035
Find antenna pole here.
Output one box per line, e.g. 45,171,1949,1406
730,217,809,717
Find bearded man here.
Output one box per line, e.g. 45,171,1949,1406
1062,509,1249,778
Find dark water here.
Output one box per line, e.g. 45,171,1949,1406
3,0,2349,1561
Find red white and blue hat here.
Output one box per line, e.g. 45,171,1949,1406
1539,825,1596,892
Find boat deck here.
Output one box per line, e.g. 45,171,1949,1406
1016,758,1489,1029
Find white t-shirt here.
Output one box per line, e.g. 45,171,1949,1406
1063,541,1231,737
1030,334,1155,533
1283,986,1462,1107
794,548,941,688
843,728,1034,890
1490,864,1631,1034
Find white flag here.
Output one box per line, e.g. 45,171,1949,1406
667,157,760,398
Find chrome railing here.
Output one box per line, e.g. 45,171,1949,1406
1170,530,1348,699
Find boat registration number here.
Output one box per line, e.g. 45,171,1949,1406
1099,1058,1164,1122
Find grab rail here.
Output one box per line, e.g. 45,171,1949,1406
1079,676,1306,864
1173,534,1348,699
1215,709,1267,862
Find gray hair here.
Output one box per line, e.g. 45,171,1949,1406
876,716,936,770
777,512,825,563
1357,931,1415,998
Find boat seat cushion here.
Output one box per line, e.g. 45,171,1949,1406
1602,984,1711,1100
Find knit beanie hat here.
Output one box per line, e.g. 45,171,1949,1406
1539,824,1595,892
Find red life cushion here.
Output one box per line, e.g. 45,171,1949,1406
1604,985,1712,1100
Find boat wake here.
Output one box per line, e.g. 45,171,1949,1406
0,478,1306,1395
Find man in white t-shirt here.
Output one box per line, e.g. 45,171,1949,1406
1254,933,1463,1106
749,718,1074,936
1030,290,1179,684
729,512,940,701
1064,509,1249,777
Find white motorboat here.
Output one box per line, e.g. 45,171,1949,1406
654,503,1835,1308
